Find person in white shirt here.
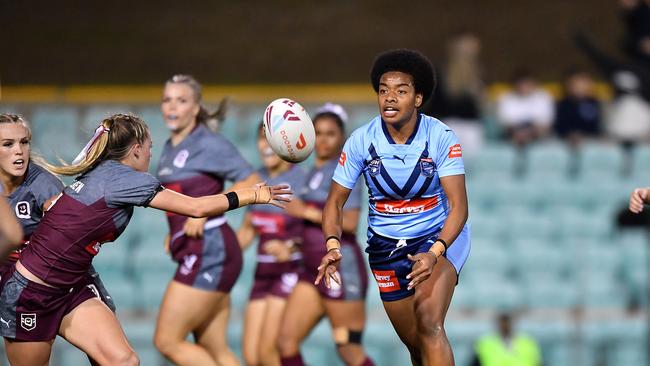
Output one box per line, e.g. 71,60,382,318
497,71,554,147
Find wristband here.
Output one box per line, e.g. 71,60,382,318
428,242,446,257
435,238,448,249
225,191,239,210
325,236,341,252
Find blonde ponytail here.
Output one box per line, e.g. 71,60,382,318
42,114,148,177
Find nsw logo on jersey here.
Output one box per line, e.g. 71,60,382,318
15,201,31,219
374,196,440,215
420,157,436,177
368,158,382,176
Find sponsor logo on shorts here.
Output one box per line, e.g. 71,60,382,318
372,270,401,293
173,149,190,168
15,201,31,219
180,254,198,275
374,196,439,215
20,313,36,331
202,273,214,283
0,317,11,328
87,284,101,299
448,144,462,158
281,272,299,292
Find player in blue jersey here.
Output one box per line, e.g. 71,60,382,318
154,75,263,366
237,124,306,366
0,113,289,366
278,104,375,366
316,50,471,365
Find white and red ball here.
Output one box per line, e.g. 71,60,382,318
262,98,315,163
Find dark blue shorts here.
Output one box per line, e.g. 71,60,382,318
367,225,470,302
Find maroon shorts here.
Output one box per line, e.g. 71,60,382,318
0,269,98,342
171,223,242,292
249,260,300,300
299,244,368,301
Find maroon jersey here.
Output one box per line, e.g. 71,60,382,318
19,160,162,287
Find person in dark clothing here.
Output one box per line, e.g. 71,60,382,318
554,69,602,145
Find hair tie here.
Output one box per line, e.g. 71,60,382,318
72,125,110,164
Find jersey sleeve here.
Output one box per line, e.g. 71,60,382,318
106,169,163,207
200,134,255,182
435,126,465,177
332,130,365,190
33,172,64,210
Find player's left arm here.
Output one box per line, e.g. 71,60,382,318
436,174,469,246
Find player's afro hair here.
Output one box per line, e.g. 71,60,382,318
370,49,435,102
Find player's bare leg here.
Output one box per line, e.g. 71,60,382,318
382,297,422,365
154,281,227,366
194,294,240,366
243,299,267,366
323,299,372,366
277,282,324,361
5,339,53,366
59,298,138,366
414,256,456,366
257,296,289,366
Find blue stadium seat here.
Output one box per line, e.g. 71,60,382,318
525,142,573,180
579,143,626,178
469,143,517,179
30,106,82,161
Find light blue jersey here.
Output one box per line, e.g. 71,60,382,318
333,114,465,239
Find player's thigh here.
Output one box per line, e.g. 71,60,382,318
155,280,225,342
382,296,419,349
4,339,53,366
413,256,457,331
278,282,325,345
258,295,288,350
59,298,135,365
323,299,367,330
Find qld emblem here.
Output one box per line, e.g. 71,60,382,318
20,313,36,331
368,158,382,176
420,157,436,177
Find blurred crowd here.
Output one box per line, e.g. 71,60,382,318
421,0,650,167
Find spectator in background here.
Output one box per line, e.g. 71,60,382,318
621,0,650,67
497,70,554,147
554,69,602,147
422,31,485,156
470,312,542,366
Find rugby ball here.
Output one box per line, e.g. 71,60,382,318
263,98,315,163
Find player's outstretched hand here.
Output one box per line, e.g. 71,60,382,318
406,252,437,290
252,182,293,208
183,217,207,238
315,249,342,289
629,188,649,214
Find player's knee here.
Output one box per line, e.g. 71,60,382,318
416,315,445,339
104,348,139,366
276,332,299,356
333,327,365,365
153,331,178,357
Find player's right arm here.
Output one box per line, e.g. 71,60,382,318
629,187,650,213
149,183,292,218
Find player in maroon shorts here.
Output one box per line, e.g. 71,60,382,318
237,124,307,366
278,104,375,366
0,113,290,366
154,75,264,366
